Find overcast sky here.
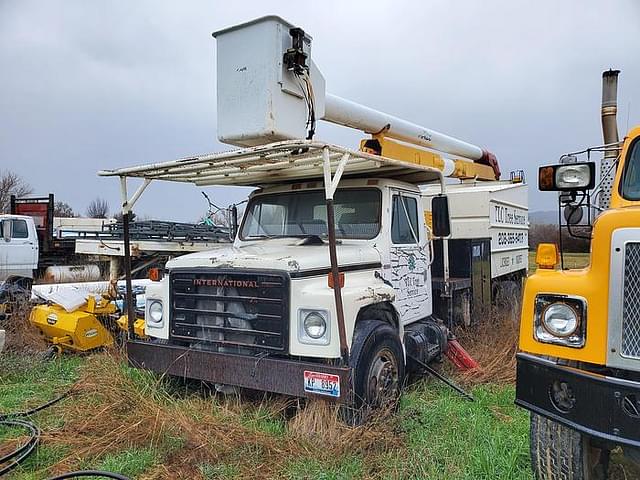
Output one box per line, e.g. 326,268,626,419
1,0,639,220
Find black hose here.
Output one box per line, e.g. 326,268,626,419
0,389,130,479
0,390,72,421
0,418,40,476
46,471,131,479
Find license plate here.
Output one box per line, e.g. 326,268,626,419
303,370,340,398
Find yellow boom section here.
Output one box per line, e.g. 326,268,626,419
361,136,497,181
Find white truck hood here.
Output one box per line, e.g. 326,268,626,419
165,238,381,274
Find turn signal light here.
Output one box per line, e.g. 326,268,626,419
536,243,559,270
149,268,163,281
328,272,345,289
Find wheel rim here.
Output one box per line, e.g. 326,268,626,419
366,347,400,407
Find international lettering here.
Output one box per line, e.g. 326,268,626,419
192,278,259,288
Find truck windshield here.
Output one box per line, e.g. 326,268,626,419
621,139,640,200
240,188,381,240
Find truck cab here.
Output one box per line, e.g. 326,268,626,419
516,71,640,478
145,177,431,356
131,168,451,418
0,214,39,285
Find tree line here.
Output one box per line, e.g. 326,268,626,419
1,170,111,219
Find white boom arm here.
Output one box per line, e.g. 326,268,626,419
324,94,485,161
213,16,496,172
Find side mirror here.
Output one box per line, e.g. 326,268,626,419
2,220,11,242
431,195,451,237
539,162,596,192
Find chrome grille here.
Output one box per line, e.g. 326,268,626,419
622,243,640,358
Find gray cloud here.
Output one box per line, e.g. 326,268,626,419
1,0,639,219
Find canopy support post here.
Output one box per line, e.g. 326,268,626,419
119,176,152,339
323,148,350,364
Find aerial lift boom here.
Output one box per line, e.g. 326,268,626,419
213,16,500,180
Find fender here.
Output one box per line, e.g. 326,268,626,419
349,319,390,368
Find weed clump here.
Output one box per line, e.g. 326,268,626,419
453,308,519,385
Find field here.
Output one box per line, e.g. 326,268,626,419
0,252,619,479
0,314,532,480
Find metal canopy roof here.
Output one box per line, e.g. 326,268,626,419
98,140,444,187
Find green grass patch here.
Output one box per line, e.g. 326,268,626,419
285,455,363,480
395,382,532,480
0,354,82,413
199,462,241,479
96,447,160,477
239,405,287,437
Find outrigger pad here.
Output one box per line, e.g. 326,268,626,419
445,339,479,371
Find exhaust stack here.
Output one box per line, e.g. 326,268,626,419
599,69,620,210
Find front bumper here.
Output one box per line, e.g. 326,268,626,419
516,353,640,448
127,340,352,402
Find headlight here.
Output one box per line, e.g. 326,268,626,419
538,162,595,192
147,300,163,326
555,164,592,189
542,303,578,336
298,309,330,345
534,295,586,348
304,312,327,338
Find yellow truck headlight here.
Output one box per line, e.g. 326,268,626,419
534,295,586,348
542,303,578,336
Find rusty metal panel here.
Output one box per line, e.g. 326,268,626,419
127,340,352,401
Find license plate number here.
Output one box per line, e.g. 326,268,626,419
303,370,340,398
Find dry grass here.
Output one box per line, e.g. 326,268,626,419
1,301,47,354
453,307,520,386
36,353,401,479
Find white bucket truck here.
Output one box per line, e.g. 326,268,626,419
100,16,527,415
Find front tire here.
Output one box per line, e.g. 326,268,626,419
530,413,609,480
342,320,404,425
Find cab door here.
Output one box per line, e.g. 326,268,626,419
387,190,432,323
0,218,38,280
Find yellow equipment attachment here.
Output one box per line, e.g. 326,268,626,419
30,295,117,353
116,315,146,339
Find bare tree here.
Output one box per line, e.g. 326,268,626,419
0,170,33,213
54,201,75,218
86,197,109,218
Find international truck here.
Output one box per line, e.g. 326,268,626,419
102,16,528,418
516,70,640,478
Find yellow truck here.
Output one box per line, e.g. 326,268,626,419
516,70,640,478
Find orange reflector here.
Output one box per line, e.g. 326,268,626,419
536,243,559,270
328,272,345,289
149,267,162,281
538,166,555,191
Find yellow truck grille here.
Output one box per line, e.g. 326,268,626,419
622,243,640,359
